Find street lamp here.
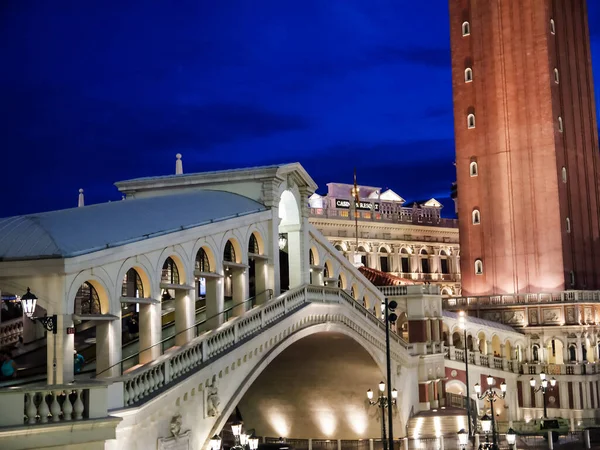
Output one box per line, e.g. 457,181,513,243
210,435,222,450
249,434,259,450
231,421,244,450
459,311,473,439
506,428,517,449
474,375,506,450
457,428,469,449
367,381,398,450
530,371,556,418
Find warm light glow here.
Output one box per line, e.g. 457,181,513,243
506,428,517,446
459,311,466,330
529,378,536,388
550,378,556,387
345,406,368,434
379,381,385,392
316,409,337,437
541,379,548,389
249,436,259,450
412,417,424,438
486,375,494,386
457,429,468,446
433,416,442,437
366,389,374,400
240,434,249,446
500,381,507,393
392,389,398,399
20,288,38,318
268,413,290,438
474,383,481,394
480,414,492,433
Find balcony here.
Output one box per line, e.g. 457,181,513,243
309,207,458,229
443,290,600,309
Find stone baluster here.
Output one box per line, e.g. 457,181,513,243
38,392,50,424
25,392,37,425
50,391,61,422
62,390,73,420
73,389,84,420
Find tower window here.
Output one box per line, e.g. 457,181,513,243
472,209,481,225
467,114,476,129
465,68,473,83
550,19,556,35
470,161,478,177
562,167,567,183
566,217,571,233
462,21,470,36
558,117,563,132
554,68,560,84
475,259,483,275
570,271,575,286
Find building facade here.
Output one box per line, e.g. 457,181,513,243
309,182,462,296
450,0,600,296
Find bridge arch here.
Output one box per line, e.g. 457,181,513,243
208,322,389,445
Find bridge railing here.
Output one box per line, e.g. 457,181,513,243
111,284,412,410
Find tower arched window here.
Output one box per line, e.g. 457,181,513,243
462,21,470,36
474,259,483,275
196,248,210,272
75,282,102,315
224,240,236,263
550,19,556,35
558,116,563,132
570,271,575,286
554,68,559,84
472,209,481,225
122,268,144,298
248,234,260,255
464,68,473,83
467,114,475,129
566,217,571,233
562,167,567,183
470,161,478,177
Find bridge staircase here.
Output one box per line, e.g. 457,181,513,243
406,394,476,438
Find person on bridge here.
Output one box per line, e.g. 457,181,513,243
74,350,85,374
0,350,17,379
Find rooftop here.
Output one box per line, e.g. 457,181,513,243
0,190,266,261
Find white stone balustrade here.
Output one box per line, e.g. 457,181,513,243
444,290,600,309
0,317,23,347
116,285,411,408
0,382,109,427
378,284,441,297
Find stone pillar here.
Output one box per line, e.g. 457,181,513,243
206,277,224,330
254,259,269,305
175,289,195,346
576,337,582,363
232,268,249,317
48,314,75,384
96,318,123,378
287,227,307,289
139,302,162,363
487,340,493,357
312,269,324,286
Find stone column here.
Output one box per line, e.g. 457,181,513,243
139,301,162,363
231,268,248,317
254,259,270,305
96,318,123,378
175,289,195,346
576,337,582,363
48,314,75,384
206,277,224,330
487,340,493,357
312,268,324,286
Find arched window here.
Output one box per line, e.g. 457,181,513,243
420,248,430,274
440,250,449,274
550,19,556,35
162,257,180,284
351,285,356,299
196,248,210,272
532,345,539,362
462,21,470,36
324,263,330,279
75,282,102,315
570,271,575,286
475,259,483,275
338,275,344,289
558,116,563,132
470,161,478,177
562,167,567,183
400,247,410,273
554,68,559,84
467,114,476,129
224,240,236,263
122,268,144,298
464,68,473,83
472,209,481,225
248,234,260,255
566,217,571,233
357,246,368,267
379,247,389,272
309,249,315,266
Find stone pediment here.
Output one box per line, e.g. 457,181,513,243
379,189,405,204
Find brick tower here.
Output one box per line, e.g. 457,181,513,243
449,1,600,296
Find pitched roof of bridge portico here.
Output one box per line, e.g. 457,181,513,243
114,162,318,198
443,310,524,334
0,190,266,261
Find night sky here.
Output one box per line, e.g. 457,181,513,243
1,1,599,218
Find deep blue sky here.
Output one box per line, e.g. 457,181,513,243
1,1,599,217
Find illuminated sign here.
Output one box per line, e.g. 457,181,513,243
335,199,380,211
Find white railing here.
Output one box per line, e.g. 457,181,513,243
443,290,600,309
0,317,23,347
116,284,412,408
0,382,109,427
524,362,600,376
377,284,441,297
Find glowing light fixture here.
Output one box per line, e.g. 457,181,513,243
209,435,222,450
21,288,38,318
240,434,249,446
474,383,481,394
457,428,468,447
231,421,243,437
278,234,287,251
379,381,385,392
506,428,517,447
486,375,494,386
539,371,546,381
249,434,259,450
366,389,374,400
480,414,492,433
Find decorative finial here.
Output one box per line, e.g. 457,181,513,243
78,188,84,207
175,153,183,175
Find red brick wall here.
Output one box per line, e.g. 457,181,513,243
449,0,600,295
408,320,427,343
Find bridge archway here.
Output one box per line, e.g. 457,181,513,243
209,323,402,444
278,189,304,292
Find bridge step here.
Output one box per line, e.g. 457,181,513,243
407,410,469,438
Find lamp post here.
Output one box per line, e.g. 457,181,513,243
210,435,222,450
384,298,398,450
20,288,58,383
530,371,556,418
459,311,473,439
367,381,398,450
474,375,507,450
231,420,245,450
457,428,469,449
479,414,494,450
506,428,516,449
